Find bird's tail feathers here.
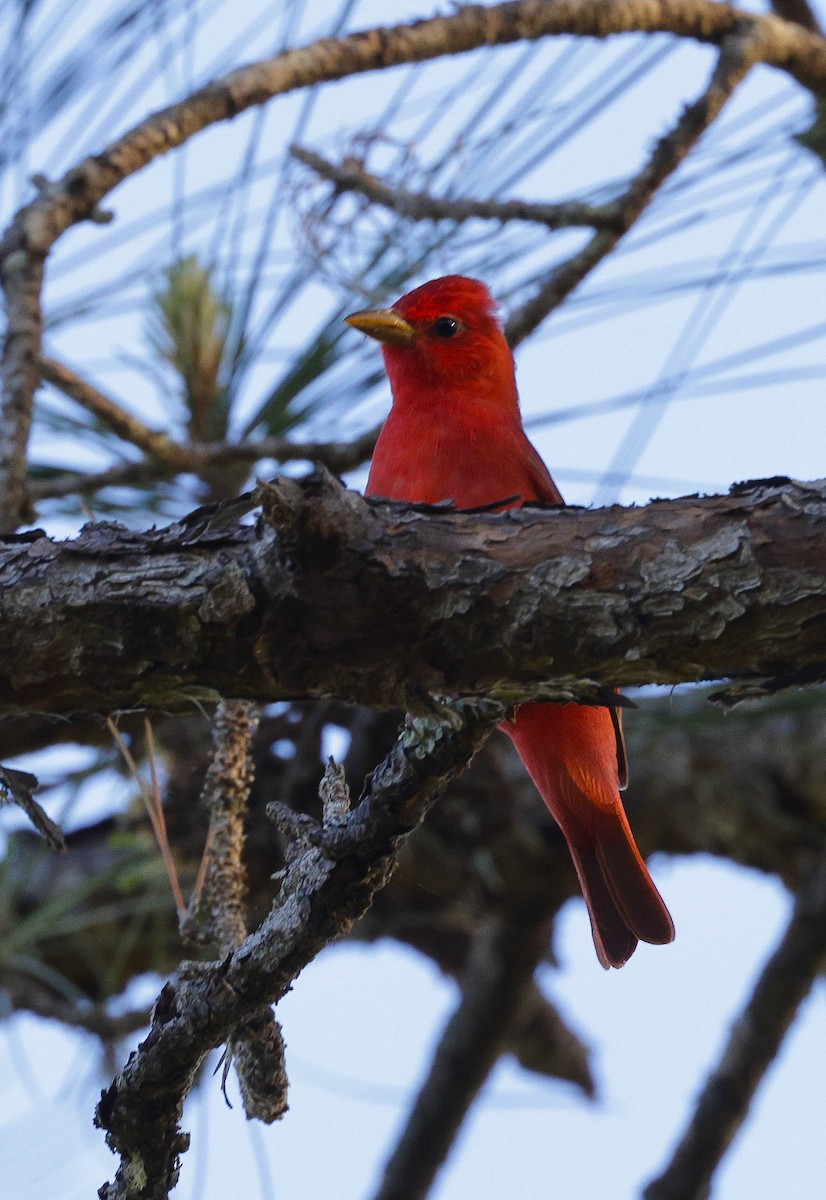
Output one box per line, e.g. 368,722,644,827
567,812,675,969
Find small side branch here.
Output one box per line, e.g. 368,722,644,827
0,762,64,850
643,858,826,1200
185,699,288,1123
28,421,382,503
291,145,617,230
0,972,149,1040
40,358,191,468
506,31,757,346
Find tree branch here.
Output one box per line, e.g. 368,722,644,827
291,145,617,230
372,912,553,1200
5,690,822,1017
0,472,823,717
506,29,755,345
771,0,823,36
643,857,826,1200
191,700,259,956
184,698,289,1124
3,0,826,529
0,972,149,1040
27,422,382,502
40,357,192,468
95,701,500,1200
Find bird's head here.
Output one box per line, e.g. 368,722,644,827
345,275,517,409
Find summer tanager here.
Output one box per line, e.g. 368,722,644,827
346,275,674,968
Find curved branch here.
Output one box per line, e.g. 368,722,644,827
291,145,617,230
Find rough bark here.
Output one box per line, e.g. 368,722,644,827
0,473,822,718
94,701,499,1200
4,689,823,1072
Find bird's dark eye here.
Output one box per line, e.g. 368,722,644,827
433,315,461,339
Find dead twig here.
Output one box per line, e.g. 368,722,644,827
506,31,759,346
291,145,618,230
107,717,186,915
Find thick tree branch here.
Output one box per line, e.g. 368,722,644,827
95,701,500,1200
0,473,822,718
3,1,826,528
643,857,826,1200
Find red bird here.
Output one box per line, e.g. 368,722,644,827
345,275,674,968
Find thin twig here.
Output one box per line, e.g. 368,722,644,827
40,357,190,467
1,971,150,1039
643,857,826,1200
372,911,552,1200
291,145,618,230
28,421,382,502
0,762,64,850
506,30,759,345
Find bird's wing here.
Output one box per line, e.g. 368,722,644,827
517,433,565,506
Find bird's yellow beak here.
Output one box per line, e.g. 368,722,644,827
344,307,416,347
